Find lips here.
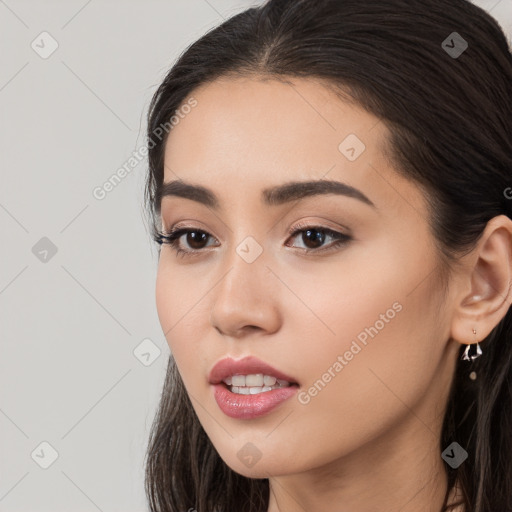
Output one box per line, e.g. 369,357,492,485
208,355,299,386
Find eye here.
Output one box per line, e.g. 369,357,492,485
285,222,351,253
153,227,218,258
153,222,352,258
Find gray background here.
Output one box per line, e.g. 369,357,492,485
1,1,510,510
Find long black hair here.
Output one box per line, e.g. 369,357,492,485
143,1,512,510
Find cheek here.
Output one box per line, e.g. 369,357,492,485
155,257,211,387
155,255,205,340
155,260,176,340
281,262,403,403
279,240,443,449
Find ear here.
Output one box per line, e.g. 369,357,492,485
450,214,512,347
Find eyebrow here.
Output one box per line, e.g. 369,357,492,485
156,178,376,212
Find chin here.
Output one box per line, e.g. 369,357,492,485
219,452,295,479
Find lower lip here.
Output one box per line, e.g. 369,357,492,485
212,383,299,419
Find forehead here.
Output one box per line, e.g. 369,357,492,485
164,76,380,174
162,76,426,218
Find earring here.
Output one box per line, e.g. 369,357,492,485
461,328,482,363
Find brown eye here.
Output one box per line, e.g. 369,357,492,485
299,228,326,249
286,225,351,253
184,230,210,250
154,228,218,257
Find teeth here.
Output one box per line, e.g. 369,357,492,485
231,385,280,395
222,373,290,388
250,386,273,394
228,376,291,395
246,374,263,386
264,375,277,386
231,375,247,386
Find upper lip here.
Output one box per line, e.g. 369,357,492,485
208,356,299,385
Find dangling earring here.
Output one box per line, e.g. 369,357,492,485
461,328,483,361
461,328,482,380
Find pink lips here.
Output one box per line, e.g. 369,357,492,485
208,356,299,420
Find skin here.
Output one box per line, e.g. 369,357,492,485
154,76,512,512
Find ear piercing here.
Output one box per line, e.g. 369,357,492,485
461,328,482,381
461,328,483,362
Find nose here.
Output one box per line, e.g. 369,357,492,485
209,247,282,338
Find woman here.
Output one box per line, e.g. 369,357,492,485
142,0,512,510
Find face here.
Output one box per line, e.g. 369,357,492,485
155,76,458,479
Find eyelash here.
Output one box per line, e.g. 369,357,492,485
153,221,352,259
